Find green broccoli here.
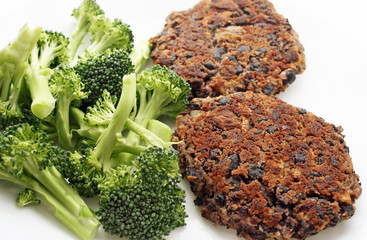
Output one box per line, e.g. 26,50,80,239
49,65,87,150
55,140,102,198
64,71,188,239
69,0,104,61
56,73,136,197
0,123,100,240
129,39,152,74
69,0,133,66
1,1,189,240
134,64,191,124
122,64,191,162
0,25,42,129
25,30,70,119
97,147,187,240
16,188,41,207
86,16,134,55
74,48,133,108
82,90,170,148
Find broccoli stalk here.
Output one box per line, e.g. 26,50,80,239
0,124,100,240
0,25,42,128
69,0,104,61
92,73,136,173
71,89,170,155
49,66,88,150
69,0,133,66
129,39,152,74
25,31,70,119
60,74,137,196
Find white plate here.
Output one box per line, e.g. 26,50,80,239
0,0,366,239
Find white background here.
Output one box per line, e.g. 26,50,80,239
0,0,366,239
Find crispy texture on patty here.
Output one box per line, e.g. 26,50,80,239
173,92,361,240
150,0,306,98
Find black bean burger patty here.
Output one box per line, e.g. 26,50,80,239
173,92,362,240
150,0,306,98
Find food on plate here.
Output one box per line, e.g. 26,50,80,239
150,0,306,98
173,91,362,239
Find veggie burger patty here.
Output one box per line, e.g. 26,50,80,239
150,0,306,98
173,92,362,239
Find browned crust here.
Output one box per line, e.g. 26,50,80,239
173,92,361,240
150,0,306,98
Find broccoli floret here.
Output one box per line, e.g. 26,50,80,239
123,65,191,161
67,72,188,238
91,73,137,173
0,123,100,240
0,25,42,129
59,73,136,197
74,48,133,108
97,147,187,240
69,0,133,66
54,140,102,198
84,90,117,126
134,65,191,124
86,16,134,55
49,65,87,150
25,30,70,119
16,188,41,207
71,89,169,156
69,0,104,61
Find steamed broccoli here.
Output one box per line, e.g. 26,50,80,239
0,123,100,240
55,140,102,198
129,39,152,74
65,69,188,239
49,65,87,150
74,48,133,108
0,25,42,129
87,16,134,55
69,0,104,61
134,65,191,124
97,147,187,240
25,30,70,119
56,73,136,197
69,0,133,66
121,64,190,162
16,188,41,207
62,71,188,238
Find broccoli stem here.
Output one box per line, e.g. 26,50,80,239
22,159,89,216
0,70,11,101
112,142,147,155
93,73,136,172
125,87,167,151
35,184,100,240
134,89,168,127
1,24,42,103
26,63,56,119
0,168,100,240
69,19,90,62
147,119,173,143
6,63,27,110
70,106,105,141
55,93,74,150
124,118,168,149
129,40,151,73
